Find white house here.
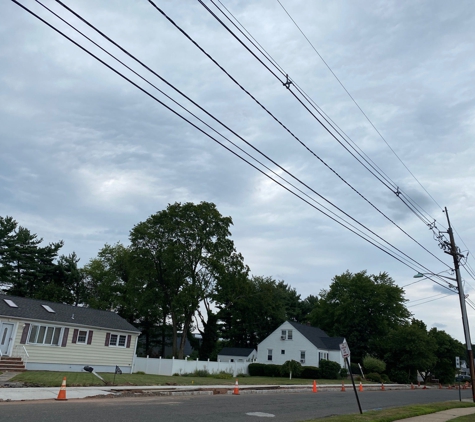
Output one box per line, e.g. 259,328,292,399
256,321,346,368
0,295,140,373
217,347,257,362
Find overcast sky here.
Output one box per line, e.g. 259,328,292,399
2,0,475,342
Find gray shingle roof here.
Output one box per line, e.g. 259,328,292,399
0,294,140,333
288,321,342,350
218,347,255,357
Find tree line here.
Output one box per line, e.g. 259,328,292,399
0,203,465,383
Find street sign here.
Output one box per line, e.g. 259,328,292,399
456,356,460,369
340,341,350,359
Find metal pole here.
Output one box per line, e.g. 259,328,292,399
346,357,362,414
445,207,475,402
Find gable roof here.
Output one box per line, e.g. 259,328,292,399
288,321,343,351
0,294,140,333
218,347,256,357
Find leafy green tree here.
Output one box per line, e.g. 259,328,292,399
217,275,296,348
382,319,437,383
428,328,465,383
309,270,410,360
130,201,237,359
83,243,163,356
281,360,303,378
36,252,87,305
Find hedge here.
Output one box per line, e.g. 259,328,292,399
248,363,282,377
301,366,320,379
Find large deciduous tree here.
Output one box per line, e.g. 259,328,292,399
129,201,237,359
309,270,410,361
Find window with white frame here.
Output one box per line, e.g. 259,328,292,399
267,349,273,361
300,351,306,362
319,352,329,361
28,324,62,346
109,334,127,347
77,330,88,344
281,350,285,355
287,330,293,340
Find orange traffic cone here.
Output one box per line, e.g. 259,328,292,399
56,377,67,401
312,380,317,393
233,379,240,395
359,382,363,392
439,383,442,389
417,381,420,387
411,383,414,390
341,381,346,392
381,383,385,391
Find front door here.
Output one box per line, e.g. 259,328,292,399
0,323,14,356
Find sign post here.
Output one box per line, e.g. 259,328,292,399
340,342,362,415
456,357,461,401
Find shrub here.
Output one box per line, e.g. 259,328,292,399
388,369,411,384
339,368,348,378
301,366,320,379
381,374,390,383
320,359,341,379
248,363,282,377
363,355,386,374
135,371,145,375
189,369,209,377
280,360,303,377
212,371,233,379
366,372,382,383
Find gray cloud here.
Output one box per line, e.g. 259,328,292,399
1,0,475,341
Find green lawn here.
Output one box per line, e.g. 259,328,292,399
11,371,346,387
303,402,475,422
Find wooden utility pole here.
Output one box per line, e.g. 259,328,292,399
445,207,475,402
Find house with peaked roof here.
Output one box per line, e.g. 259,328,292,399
217,347,257,362
0,295,140,373
256,321,346,368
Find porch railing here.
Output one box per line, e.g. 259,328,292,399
12,345,29,363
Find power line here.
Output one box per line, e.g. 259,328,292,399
205,0,455,258
11,0,450,280
207,0,441,229
150,0,451,271
47,0,441,273
275,0,444,212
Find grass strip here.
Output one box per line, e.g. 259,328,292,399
302,401,475,422
11,371,345,387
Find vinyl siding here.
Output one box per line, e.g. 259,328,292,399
11,318,137,367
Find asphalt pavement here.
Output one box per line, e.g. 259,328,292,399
1,376,475,421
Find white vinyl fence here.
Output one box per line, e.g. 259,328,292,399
133,356,250,377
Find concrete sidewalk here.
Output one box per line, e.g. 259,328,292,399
0,383,405,401
394,405,475,421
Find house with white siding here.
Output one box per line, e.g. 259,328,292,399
217,347,257,362
256,321,346,368
0,295,140,373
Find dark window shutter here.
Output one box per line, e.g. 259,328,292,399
126,335,131,348
87,331,93,345
61,328,69,347
20,323,30,344
105,332,110,346
72,329,78,344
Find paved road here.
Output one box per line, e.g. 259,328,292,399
0,388,472,421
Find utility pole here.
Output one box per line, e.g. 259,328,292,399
445,207,475,402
